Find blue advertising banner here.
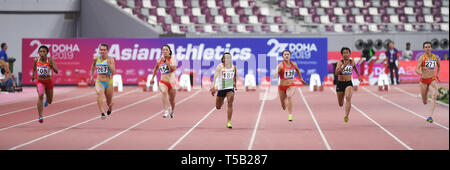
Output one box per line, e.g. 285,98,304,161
160,38,328,85
23,38,328,85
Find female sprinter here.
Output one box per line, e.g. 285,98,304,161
415,41,441,123
90,44,116,119
210,52,237,129
32,45,59,123
273,50,308,122
150,45,177,118
335,47,362,123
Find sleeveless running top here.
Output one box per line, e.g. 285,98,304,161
279,61,295,80
340,59,353,75
159,57,174,74
218,64,235,90
96,57,112,75
421,53,438,70
36,58,52,77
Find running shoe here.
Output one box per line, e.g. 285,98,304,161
163,110,169,118
170,110,174,118
44,98,48,107
288,114,292,122
344,116,349,123
38,117,44,123
426,117,433,123
227,121,232,129
282,105,286,110
101,113,106,120
107,110,112,116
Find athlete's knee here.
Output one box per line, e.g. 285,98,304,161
227,101,233,108
38,94,44,100
345,95,352,101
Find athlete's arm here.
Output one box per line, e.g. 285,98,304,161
293,62,308,85
352,60,362,82
149,63,159,85
273,64,280,79
210,64,221,96
335,61,343,76
49,58,59,74
90,56,98,82
108,57,116,75
436,56,441,81
415,56,423,76
32,58,38,82
233,65,237,90
167,57,177,71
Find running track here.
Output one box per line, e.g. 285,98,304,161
0,83,448,150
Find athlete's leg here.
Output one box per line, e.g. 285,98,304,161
344,86,353,117
36,82,45,118
95,80,106,114
159,82,170,111
216,96,225,110
420,82,429,105
225,91,235,122
104,81,114,114
286,86,296,115
278,88,287,110
337,92,345,107
45,87,53,104
428,81,438,117
168,88,176,112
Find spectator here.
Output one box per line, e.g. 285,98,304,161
385,41,400,85
0,59,13,92
402,42,413,61
0,43,8,62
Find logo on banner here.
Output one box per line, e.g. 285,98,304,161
28,40,79,60
266,39,318,60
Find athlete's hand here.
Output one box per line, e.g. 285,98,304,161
301,79,308,85
437,76,440,82
358,76,363,82
150,79,154,85
90,75,94,83
210,87,217,96
31,77,35,82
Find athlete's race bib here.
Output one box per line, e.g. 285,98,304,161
284,69,295,79
37,66,50,76
222,70,234,89
342,65,353,75
160,64,170,74
425,60,436,69
97,65,109,75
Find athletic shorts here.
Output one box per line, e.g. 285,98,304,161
36,79,54,91
278,84,295,92
217,89,234,97
336,81,353,92
420,77,435,86
159,80,173,91
97,79,113,90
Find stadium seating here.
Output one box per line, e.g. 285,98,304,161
108,0,449,34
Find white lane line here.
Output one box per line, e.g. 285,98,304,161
168,107,216,150
0,88,140,131
9,92,161,150
362,87,449,131
0,92,96,117
90,90,202,150
393,86,449,107
248,87,268,150
330,87,413,150
298,87,332,150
